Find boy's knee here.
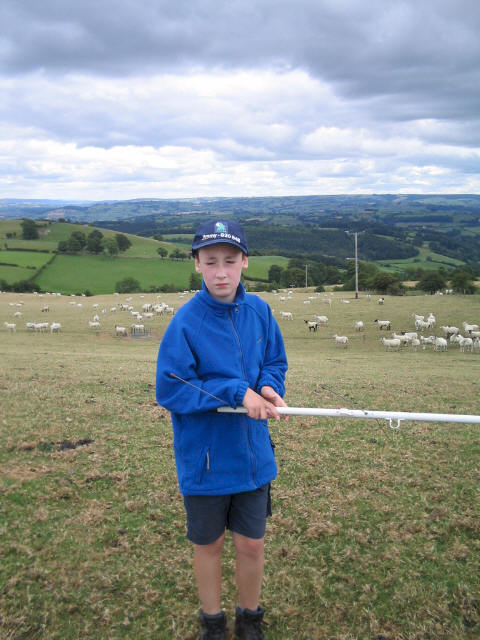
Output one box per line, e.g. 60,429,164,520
233,534,264,559
194,533,225,557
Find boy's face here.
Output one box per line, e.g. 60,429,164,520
195,243,248,303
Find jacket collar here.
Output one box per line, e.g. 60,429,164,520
199,280,246,312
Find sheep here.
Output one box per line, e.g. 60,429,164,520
320,298,332,306
415,318,430,331
34,322,49,332
458,336,474,352
381,337,401,351
378,297,385,305
402,331,418,340
13,311,22,318
392,332,411,345
412,313,424,323
88,321,100,329
420,335,436,346
469,330,480,339
304,320,319,332
50,322,62,333
313,315,328,326
440,325,459,338
433,337,448,352
374,319,391,330
463,322,479,334
110,306,117,313
303,300,311,305
92,314,100,322
410,338,420,352
279,311,293,320
26,322,35,331
354,320,364,332
41,305,50,312
4,322,16,332
427,313,436,328
333,334,349,348
115,325,128,337
473,337,480,353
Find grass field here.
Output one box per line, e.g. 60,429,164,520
1,289,479,640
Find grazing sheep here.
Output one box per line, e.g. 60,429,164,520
354,320,364,332
279,311,293,320
463,322,479,334
473,337,480,352
410,338,421,352
115,325,128,337
41,305,50,312
4,322,16,332
50,322,62,333
381,337,401,351
392,332,411,345
440,325,459,338
415,318,430,331
427,313,436,328
313,315,328,326
458,336,474,352
374,319,391,330
88,321,100,329
378,297,385,305
304,320,319,332
333,334,349,348
433,337,448,352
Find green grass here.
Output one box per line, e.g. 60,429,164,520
0,250,52,268
1,290,479,639
34,254,196,294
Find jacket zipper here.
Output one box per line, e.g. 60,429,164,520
228,308,256,483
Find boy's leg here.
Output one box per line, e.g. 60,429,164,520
193,533,226,614
232,532,264,611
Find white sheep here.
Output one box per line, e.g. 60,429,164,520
410,338,420,352
433,337,448,352
115,325,128,337
473,337,480,353
333,334,349,348
374,319,391,330
130,323,145,334
4,322,16,332
313,315,328,326
304,320,318,332
381,337,401,351
392,332,411,345
427,313,436,328
440,326,459,337
354,320,364,331
415,319,430,331
458,336,474,352
279,311,293,320
463,322,479,334
50,322,62,333
88,321,100,329
41,305,50,312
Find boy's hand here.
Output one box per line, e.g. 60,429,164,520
242,386,287,421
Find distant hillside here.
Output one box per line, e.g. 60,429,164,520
1,194,480,266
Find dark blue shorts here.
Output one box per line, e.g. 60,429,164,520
183,484,272,545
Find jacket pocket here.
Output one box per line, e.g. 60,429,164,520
194,446,210,484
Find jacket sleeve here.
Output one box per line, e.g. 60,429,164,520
255,307,288,397
156,313,249,414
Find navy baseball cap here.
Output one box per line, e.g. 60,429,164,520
191,220,249,255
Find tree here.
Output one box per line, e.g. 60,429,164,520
189,272,202,290
415,270,447,294
86,230,104,254
70,231,87,250
268,264,284,284
450,270,476,294
115,233,131,252
115,276,141,293
104,238,119,256
157,246,168,258
170,248,188,260
21,218,39,240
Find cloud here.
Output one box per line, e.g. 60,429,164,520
1,0,479,198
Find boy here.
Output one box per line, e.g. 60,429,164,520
156,220,288,639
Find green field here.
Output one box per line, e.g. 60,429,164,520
1,290,479,639
0,220,288,292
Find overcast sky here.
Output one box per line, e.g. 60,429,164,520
1,0,480,200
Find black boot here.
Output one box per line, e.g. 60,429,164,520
234,606,266,639
199,610,227,640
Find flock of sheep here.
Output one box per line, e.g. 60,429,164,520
272,290,480,354
2,289,479,356
1,291,177,337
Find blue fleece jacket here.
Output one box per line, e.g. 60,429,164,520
156,282,288,496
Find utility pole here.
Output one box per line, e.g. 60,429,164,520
346,231,363,299
305,263,308,288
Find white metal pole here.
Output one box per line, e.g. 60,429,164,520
217,406,480,427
